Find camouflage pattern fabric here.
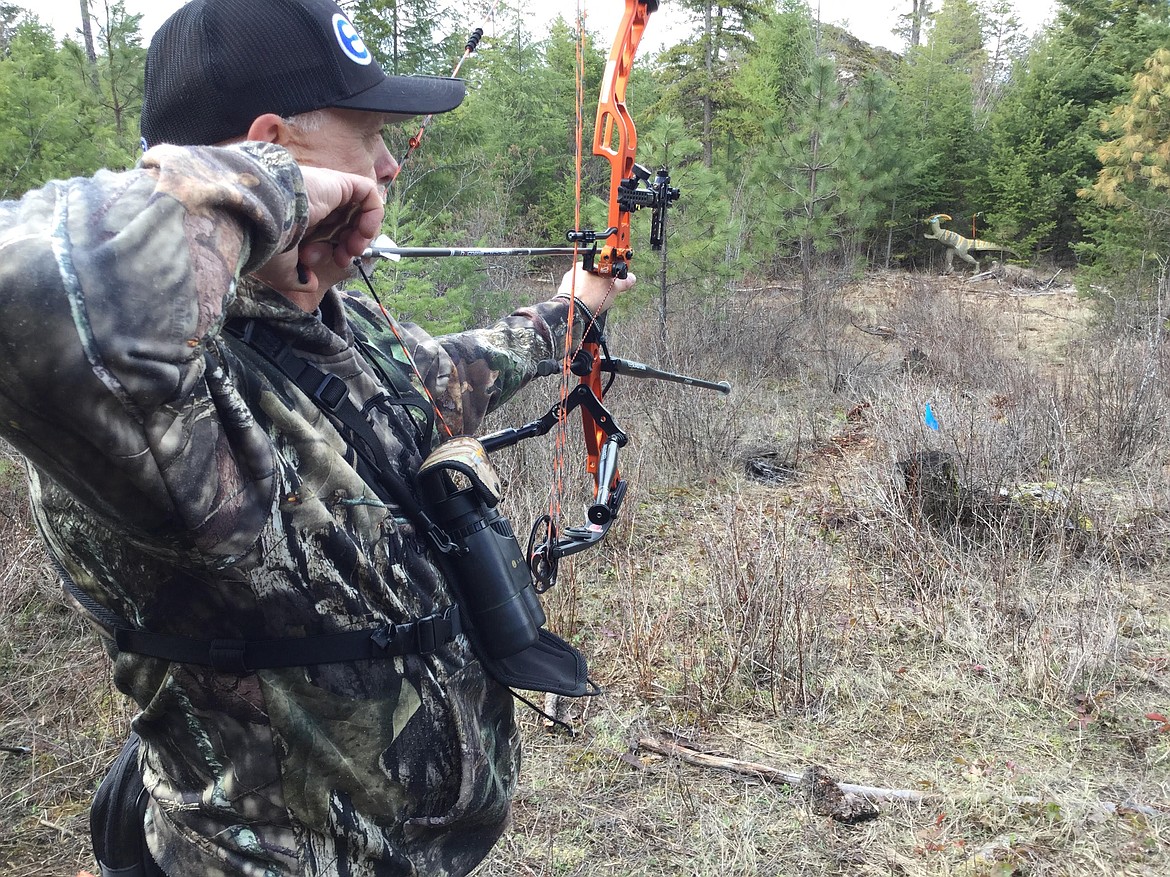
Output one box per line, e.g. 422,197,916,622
0,142,583,876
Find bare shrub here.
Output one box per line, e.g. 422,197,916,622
673,287,802,384
605,360,740,485
884,276,1013,388
830,274,1170,715
690,498,837,717
1058,334,1170,468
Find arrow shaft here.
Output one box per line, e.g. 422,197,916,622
365,245,581,259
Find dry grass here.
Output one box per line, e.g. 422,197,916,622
0,449,133,876
2,269,1168,876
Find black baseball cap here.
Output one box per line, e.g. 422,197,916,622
141,0,466,148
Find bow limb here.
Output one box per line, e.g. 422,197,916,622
591,0,656,280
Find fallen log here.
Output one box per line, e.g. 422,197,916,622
850,317,897,339
966,262,1065,290
636,736,922,800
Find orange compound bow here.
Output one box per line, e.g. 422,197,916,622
366,1,723,589
480,0,687,589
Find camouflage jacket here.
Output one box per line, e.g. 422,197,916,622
0,143,583,876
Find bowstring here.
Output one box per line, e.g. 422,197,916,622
541,1,593,577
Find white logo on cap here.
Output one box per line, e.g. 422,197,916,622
333,13,372,66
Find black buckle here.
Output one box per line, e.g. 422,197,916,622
445,605,462,638
371,621,417,654
208,638,249,674
369,607,460,657
416,616,438,654
312,374,348,412
370,625,395,652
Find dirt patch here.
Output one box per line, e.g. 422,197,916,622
957,281,1096,369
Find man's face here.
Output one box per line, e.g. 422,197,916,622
283,107,399,288
288,107,399,189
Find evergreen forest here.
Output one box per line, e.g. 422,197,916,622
2,0,1170,323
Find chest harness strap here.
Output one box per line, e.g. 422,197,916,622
223,318,456,554
61,568,461,675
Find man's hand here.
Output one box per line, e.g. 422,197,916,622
252,166,384,299
557,264,636,316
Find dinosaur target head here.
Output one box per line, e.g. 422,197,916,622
926,213,952,223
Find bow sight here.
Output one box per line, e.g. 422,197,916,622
623,164,680,251
568,163,680,279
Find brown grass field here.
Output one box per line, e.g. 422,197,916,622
2,268,1167,876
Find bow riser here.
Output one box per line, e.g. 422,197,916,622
578,0,661,499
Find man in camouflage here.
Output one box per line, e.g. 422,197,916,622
0,0,632,874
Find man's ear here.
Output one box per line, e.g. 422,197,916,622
244,113,289,145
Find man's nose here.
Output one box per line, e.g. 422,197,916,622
377,140,398,187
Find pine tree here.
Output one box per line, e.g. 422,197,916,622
0,21,113,196
1079,47,1170,292
985,0,1170,263
1091,47,1170,208
890,0,989,267
374,7,590,329
656,0,768,168
720,0,813,155
92,1,144,158
846,71,904,267
974,0,1027,117
349,0,458,76
750,53,862,311
0,3,23,52
893,0,934,49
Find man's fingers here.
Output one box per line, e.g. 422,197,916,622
301,168,385,248
251,248,320,296
299,242,332,269
304,203,363,245
354,187,384,236
559,264,637,315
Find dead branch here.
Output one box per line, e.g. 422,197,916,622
1019,307,1088,325
1041,268,1063,290
849,318,897,339
37,816,80,837
967,262,1067,291
729,284,801,294
635,737,1165,819
637,737,926,801
968,267,1002,283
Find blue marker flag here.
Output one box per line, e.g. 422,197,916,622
924,402,940,431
